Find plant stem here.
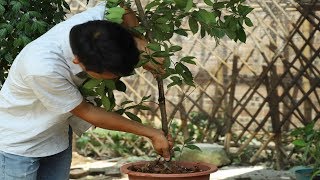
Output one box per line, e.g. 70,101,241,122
156,77,169,136
134,0,152,41
134,0,169,136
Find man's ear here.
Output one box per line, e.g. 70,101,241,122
73,56,87,71
73,56,80,64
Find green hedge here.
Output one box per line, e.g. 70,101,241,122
0,0,69,85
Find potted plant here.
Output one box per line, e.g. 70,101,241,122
80,0,253,179
291,121,320,180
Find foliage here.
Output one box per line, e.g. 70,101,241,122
173,137,201,161
0,0,69,85
77,128,155,158
291,122,320,178
76,126,202,159
80,78,152,123
81,0,253,123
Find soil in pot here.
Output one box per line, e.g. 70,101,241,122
121,160,218,180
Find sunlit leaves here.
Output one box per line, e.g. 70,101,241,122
83,79,103,89
105,7,125,24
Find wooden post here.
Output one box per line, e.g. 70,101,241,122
224,55,238,153
302,18,312,124
263,65,283,170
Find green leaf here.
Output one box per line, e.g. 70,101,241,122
292,139,307,147
137,105,151,111
185,0,193,12
237,28,246,43
105,14,123,24
12,1,21,12
135,58,149,68
13,38,22,48
147,43,161,52
188,17,198,34
212,2,227,9
106,7,125,24
115,80,126,92
115,108,125,115
83,79,102,89
0,5,5,15
167,81,180,88
169,45,182,52
175,63,184,74
108,7,125,16
238,5,254,16
212,28,225,38
225,29,237,40
173,146,181,152
120,100,134,106
145,1,160,10
204,0,213,6
63,1,70,10
0,1,7,5
133,26,146,34
185,144,202,151
142,95,151,101
245,17,253,27
125,112,142,123
180,56,196,65
167,76,183,88
194,9,216,25
171,76,181,82
104,80,116,90
184,137,194,144
174,0,187,9
102,95,111,110
174,29,188,36
156,17,169,24
163,58,171,69
96,82,105,96
152,51,171,57
0,28,6,38
200,27,206,38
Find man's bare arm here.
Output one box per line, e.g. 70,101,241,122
70,100,171,160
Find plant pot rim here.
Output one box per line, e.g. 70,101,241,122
120,161,218,178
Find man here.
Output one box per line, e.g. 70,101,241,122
0,3,172,180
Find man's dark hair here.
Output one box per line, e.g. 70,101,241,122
69,20,140,76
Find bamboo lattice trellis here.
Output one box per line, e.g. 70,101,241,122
68,0,320,169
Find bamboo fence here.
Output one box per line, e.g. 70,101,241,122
68,0,320,169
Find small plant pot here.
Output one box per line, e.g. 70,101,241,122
295,167,320,180
120,161,218,180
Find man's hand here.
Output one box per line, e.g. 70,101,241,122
143,58,165,78
134,37,166,77
149,130,174,161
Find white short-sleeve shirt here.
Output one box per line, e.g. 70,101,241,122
0,3,106,157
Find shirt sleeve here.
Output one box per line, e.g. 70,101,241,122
24,74,83,114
